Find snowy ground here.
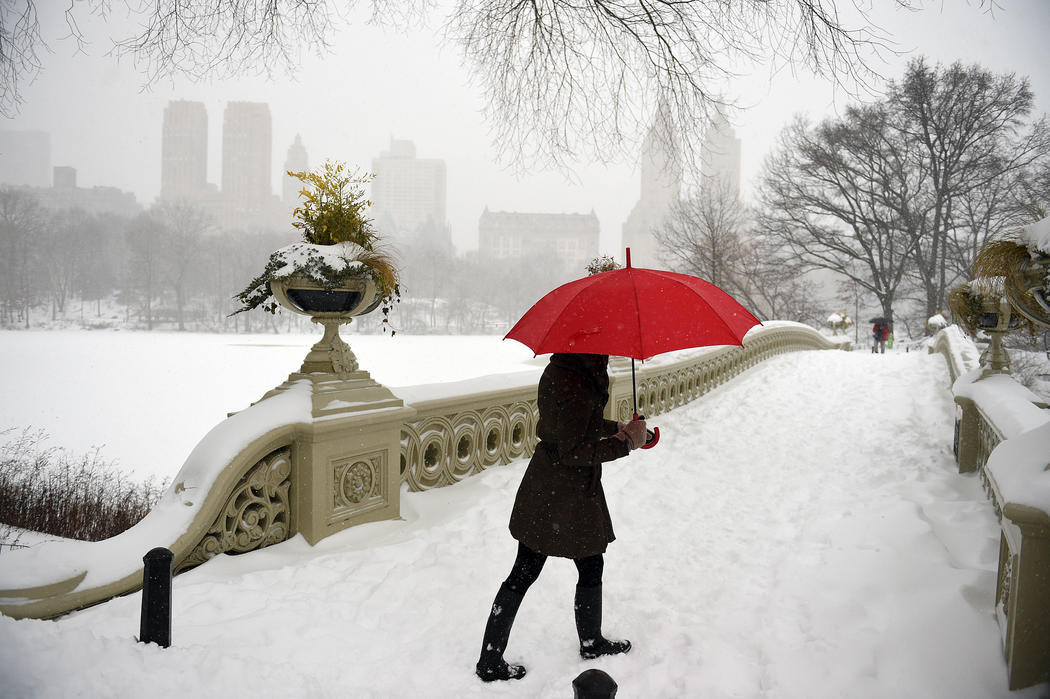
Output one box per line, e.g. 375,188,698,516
0,332,1046,697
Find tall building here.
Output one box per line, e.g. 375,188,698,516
621,104,682,268
282,134,309,212
160,100,208,201
370,138,448,246
700,112,742,199
0,130,51,187
214,101,284,231
478,208,599,272
222,101,272,207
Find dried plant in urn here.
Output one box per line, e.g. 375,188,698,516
232,160,400,334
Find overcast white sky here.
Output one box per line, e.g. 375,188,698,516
2,1,1048,254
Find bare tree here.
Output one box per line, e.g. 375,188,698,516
124,211,165,329
656,178,817,321
655,178,749,291
889,58,1050,317
757,104,926,324
3,1,914,173
0,188,46,326
150,201,212,331
449,0,905,173
40,208,88,320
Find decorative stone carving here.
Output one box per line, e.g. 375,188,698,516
996,547,1014,641
331,453,386,522
399,325,845,491
401,400,538,491
181,448,292,570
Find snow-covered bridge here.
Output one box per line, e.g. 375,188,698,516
1,329,1046,697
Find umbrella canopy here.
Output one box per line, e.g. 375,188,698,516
869,316,889,324
506,250,762,448
506,252,762,361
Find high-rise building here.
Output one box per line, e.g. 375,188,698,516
370,138,448,246
621,103,682,268
282,134,309,215
700,112,742,199
478,208,599,272
160,100,208,201
0,130,51,187
217,101,282,231
222,101,272,207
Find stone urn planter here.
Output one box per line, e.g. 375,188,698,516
270,274,383,377
948,279,1019,377
231,161,400,377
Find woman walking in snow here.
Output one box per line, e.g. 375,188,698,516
475,352,649,682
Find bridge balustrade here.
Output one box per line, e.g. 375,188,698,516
930,326,1050,690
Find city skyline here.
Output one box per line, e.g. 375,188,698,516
0,2,1046,256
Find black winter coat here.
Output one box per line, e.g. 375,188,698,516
508,353,631,558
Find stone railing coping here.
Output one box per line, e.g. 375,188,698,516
928,325,981,383
393,370,541,407
954,369,1050,440
933,326,1050,517
987,422,1050,522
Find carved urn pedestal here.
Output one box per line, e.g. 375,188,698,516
978,295,1019,380
261,275,416,545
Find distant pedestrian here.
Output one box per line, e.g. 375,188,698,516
474,353,647,682
872,320,890,354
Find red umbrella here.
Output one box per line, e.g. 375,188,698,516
505,249,762,447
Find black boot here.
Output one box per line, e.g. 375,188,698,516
476,582,527,682
575,583,632,660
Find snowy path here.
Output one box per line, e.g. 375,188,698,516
1,348,1039,697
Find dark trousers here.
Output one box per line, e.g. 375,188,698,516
477,541,604,669
503,540,604,593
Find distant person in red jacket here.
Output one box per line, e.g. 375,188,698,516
872,321,890,354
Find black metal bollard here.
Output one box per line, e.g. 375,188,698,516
572,669,617,698
139,547,173,647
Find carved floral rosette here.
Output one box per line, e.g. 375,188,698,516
331,453,386,523
181,448,292,570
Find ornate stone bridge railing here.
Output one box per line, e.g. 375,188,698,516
397,321,850,491
0,321,846,620
928,326,1050,690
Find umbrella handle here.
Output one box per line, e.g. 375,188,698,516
633,413,660,449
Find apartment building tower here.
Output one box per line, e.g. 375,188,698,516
370,138,448,245
160,100,208,201
621,104,682,268
700,112,742,199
